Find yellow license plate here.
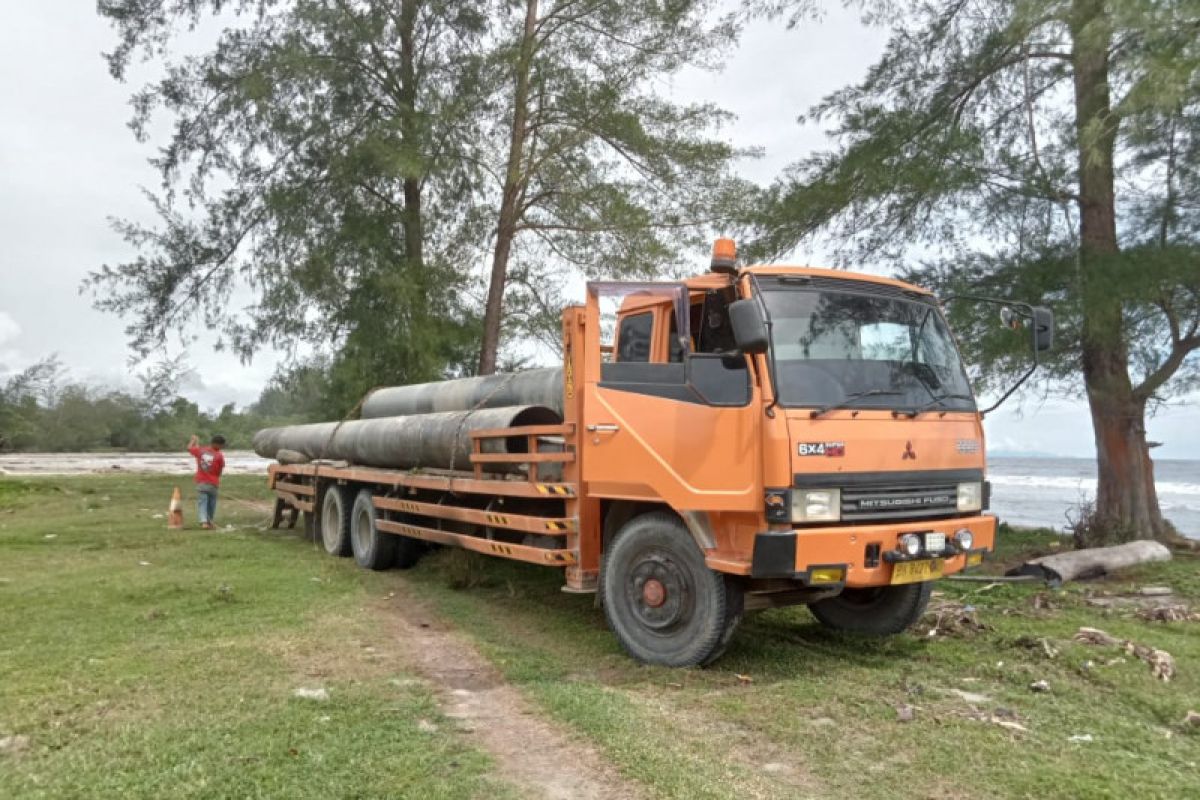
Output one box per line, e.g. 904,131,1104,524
891,559,943,585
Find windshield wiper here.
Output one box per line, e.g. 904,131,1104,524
896,393,974,418
809,390,904,419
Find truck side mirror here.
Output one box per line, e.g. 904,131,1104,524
728,299,769,354
1032,306,1054,352
947,294,1053,416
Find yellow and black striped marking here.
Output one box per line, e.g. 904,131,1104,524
536,484,575,497
543,520,570,532
486,514,510,525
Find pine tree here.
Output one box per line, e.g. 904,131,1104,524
476,0,754,373
91,0,490,393
750,0,1200,542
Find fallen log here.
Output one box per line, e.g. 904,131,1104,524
1006,541,1172,586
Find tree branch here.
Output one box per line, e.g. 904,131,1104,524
1133,334,1200,401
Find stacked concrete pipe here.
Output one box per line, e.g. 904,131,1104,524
359,367,563,419
253,369,566,474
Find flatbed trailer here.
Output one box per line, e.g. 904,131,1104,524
268,426,582,570
266,239,1052,666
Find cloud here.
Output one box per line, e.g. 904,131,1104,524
0,311,25,374
0,311,20,346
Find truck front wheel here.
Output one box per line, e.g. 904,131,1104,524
807,582,933,636
601,512,743,667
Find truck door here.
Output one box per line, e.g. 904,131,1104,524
581,282,761,512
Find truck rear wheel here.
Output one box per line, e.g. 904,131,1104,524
351,490,396,570
320,486,353,557
386,514,425,570
601,512,743,667
807,582,933,636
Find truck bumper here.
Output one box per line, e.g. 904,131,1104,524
745,515,997,588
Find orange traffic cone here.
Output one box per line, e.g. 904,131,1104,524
167,487,184,530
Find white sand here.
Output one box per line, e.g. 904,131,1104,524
0,451,272,476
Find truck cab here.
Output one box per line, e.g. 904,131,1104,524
571,239,1049,665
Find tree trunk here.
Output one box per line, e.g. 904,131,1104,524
1069,0,1169,541
398,0,423,271
478,0,538,376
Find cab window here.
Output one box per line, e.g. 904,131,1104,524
615,312,653,362
859,321,909,360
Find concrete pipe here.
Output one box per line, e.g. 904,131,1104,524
360,368,564,419
252,405,562,474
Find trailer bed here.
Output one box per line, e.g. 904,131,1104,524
267,421,585,571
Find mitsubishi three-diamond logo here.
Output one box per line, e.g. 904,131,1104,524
902,440,917,460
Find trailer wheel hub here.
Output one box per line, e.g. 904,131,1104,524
642,578,667,608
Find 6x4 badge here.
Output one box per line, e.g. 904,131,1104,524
798,441,845,457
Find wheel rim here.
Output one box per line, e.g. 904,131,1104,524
353,504,371,553
623,548,694,633
322,496,340,549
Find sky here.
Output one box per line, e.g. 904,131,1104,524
0,2,1196,459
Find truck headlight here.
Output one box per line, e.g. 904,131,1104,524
792,488,840,523
954,529,974,551
957,481,983,512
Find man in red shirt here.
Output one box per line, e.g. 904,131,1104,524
187,434,226,530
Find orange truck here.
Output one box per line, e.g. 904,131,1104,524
265,239,1053,666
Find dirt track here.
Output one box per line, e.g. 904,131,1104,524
382,590,644,800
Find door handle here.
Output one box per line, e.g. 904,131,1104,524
586,424,620,433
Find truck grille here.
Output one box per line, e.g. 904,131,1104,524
793,469,985,524
840,481,959,522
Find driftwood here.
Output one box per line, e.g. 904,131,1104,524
1006,541,1172,586
1073,627,1176,682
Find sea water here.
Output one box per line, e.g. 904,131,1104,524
989,456,1200,539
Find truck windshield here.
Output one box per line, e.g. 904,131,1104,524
759,281,975,413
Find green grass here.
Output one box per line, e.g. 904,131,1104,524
0,475,515,800
404,525,1200,800
3,476,1198,799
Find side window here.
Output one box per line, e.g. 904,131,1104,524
688,354,751,406
696,289,738,353
616,312,653,362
